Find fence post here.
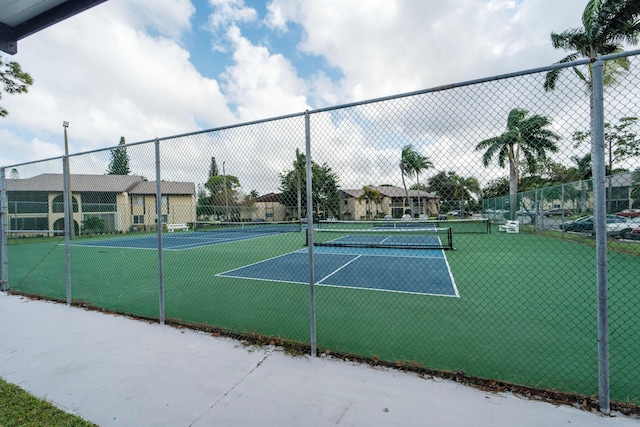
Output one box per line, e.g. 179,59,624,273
0,168,8,292
62,157,72,305
305,111,317,357
591,57,610,415
155,139,165,325
561,185,565,238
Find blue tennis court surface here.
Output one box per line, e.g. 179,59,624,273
219,246,459,297
69,230,280,251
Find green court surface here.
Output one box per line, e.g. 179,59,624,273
5,227,640,404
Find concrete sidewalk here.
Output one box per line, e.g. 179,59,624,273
0,292,636,426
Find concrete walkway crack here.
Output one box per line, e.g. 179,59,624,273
189,348,273,426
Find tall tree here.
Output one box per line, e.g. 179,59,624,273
279,149,340,220
410,149,433,215
357,186,383,220
208,157,219,178
400,145,432,215
475,108,560,219
0,54,33,117
544,0,640,95
106,137,131,175
573,116,640,211
399,145,416,214
452,175,481,215
427,171,461,213
631,169,640,207
571,152,594,215
482,177,510,200
201,174,241,220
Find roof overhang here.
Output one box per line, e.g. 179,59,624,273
0,0,108,54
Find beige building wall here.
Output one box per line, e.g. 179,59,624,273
254,201,286,222
116,193,131,232
128,194,196,230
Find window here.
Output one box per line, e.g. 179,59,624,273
8,191,49,214
51,194,79,213
10,217,48,231
161,214,168,223
161,195,169,213
132,195,144,206
133,215,144,224
82,192,117,212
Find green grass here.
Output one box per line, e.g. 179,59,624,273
6,227,640,405
0,378,95,427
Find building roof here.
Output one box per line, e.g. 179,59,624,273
0,0,108,54
254,192,281,203
340,186,437,199
129,181,195,196
609,171,637,187
5,173,194,195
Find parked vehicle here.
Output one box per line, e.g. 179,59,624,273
447,210,472,218
543,208,572,217
561,215,627,233
615,209,640,218
621,226,640,240
607,217,640,237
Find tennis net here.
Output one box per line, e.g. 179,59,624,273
318,218,490,234
308,226,453,250
194,220,302,234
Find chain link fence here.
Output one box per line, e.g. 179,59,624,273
2,52,640,413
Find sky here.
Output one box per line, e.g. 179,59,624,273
0,0,614,193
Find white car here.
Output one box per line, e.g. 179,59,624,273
606,217,640,237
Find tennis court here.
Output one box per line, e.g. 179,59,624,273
5,222,640,405
219,245,458,297
69,221,303,251
71,221,458,296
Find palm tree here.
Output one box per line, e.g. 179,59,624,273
292,148,306,220
544,0,640,95
452,175,481,215
411,152,433,216
547,2,640,220
400,145,433,216
475,108,560,220
400,145,417,215
357,186,383,220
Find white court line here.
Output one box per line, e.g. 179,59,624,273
316,255,362,284
216,251,304,277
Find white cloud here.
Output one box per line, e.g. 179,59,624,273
206,0,258,52
267,0,587,104
208,0,258,30
2,0,236,166
220,25,309,121
1,0,614,199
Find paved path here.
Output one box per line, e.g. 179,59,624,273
0,293,636,426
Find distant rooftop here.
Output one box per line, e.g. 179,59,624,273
6,173,194,195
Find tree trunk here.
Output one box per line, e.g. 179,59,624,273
416,172,422,216
400,166,412,215
509,161,518,221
